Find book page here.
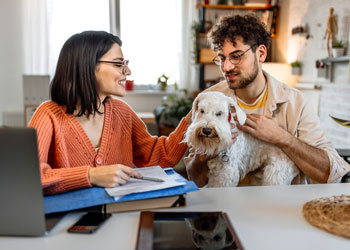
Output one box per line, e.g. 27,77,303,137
105,166,186,200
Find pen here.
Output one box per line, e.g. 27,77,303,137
131,176,165,183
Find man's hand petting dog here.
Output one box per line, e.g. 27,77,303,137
230,123,239,144
235,114,290,145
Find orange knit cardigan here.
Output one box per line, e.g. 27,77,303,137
29,98,189,195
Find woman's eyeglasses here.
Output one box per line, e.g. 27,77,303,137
98,60,130,75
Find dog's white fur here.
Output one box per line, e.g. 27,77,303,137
184,91,299,187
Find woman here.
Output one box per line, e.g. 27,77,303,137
29,31,191,195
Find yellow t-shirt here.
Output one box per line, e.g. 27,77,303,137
236,84,268,115
237,84,268,186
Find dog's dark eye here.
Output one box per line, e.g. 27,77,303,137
200,109,204,114
216,112,222,116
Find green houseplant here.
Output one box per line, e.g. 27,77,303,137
333,40,345,48
153,86,193,136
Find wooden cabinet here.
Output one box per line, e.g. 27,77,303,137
195,4,279,89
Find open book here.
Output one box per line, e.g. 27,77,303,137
105,166,186,199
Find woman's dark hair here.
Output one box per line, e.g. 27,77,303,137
50,30,122,116
207,14,271,52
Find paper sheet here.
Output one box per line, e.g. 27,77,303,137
105,166,186,200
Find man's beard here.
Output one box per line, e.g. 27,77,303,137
225,57,259,90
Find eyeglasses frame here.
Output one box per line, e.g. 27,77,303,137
98,60,130,75
212,46,256,67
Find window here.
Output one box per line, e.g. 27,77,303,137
25,0,190,89
50,0,110,74
120,0,182,87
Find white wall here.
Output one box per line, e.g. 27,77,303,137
284,0,350,83
319,84,350,149
0,0,24,126
279,0,350,149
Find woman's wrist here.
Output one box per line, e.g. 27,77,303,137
88,167,95,185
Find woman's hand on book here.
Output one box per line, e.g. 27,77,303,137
88,164,141,188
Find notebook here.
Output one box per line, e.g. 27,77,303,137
0,127,62,236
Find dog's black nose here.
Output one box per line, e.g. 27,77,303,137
202,128,212,136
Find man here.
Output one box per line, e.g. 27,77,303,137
185,15,350,187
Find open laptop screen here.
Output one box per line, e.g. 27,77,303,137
0,128,47,236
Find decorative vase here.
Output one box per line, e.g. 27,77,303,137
291,67,301,75
125,80,134,91
332,48,345,57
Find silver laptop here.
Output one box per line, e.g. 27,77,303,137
0,128,62,236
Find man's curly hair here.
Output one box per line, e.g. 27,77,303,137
207,14,271,52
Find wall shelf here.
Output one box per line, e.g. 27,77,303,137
200,32,276,38
292,32,310,39
198,61,215,65
320,55,350,82
322,55,350,64
196,4,273,10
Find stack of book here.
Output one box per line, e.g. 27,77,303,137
44,168,199,214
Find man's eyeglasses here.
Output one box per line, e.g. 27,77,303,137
212,47,254,66
98,60,130,75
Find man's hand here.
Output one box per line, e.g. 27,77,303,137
235,114,290,145
236,114,330,183
230,123,239,143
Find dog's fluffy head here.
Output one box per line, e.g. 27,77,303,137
183,91,246,156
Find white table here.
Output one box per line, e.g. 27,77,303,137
1,183,350,250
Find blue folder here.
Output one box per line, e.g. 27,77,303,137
44,169,198,214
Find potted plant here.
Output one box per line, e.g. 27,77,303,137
332,40,345,57
157,74,169,91
153,86,193,136
291,61,302,75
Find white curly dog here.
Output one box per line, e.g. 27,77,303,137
184,91,299,187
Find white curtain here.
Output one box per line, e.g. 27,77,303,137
22,0,110,77
22,0,53,75
178,0,199,93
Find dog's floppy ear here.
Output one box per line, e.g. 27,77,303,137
191,92,203,121
227,98,246,125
